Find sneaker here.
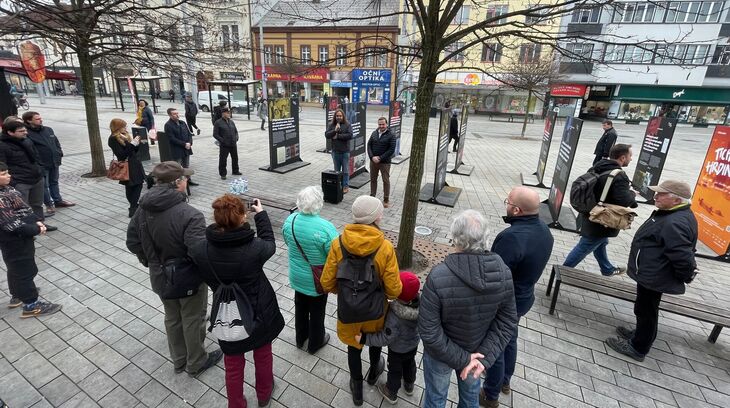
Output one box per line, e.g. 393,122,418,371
377,383,398,404
8,296,22,308
221,176,227,180
365,356,385,386
403,382,414,396
501,382,511,395
232,172,243,176
605,337,645,362
188,349,224,377
479,388,500,408
616,326,635,341
54,200,76,208
603,267,626,277
21,301,62,318
343,187,349,194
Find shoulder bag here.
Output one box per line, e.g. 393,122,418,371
588,169,638,230
291,214,325,295
107,159,129,181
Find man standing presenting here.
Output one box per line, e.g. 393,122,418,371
164,108,198,187
367,117,396,208
481,187,553,407
606,180,697,362
594,120,618,165
213,107,241,180
563,143,637,276
184,94,200,135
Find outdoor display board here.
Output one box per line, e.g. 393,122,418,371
449,107,472,175
691,125,730,259
389,101,408,164
260,97,310,173
632,116,678,202
319,96,344,153
419,108,462,207
345,102,369,187
545,116,582,228
131,126,151,161
536,112,557,184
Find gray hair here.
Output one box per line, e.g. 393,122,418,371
451,209,489,252
668,193,691,205
296,186,324,215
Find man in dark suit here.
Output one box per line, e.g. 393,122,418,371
594,120,618,165
164,108,198,186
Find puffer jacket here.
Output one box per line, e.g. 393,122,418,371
0,133,43,185
282,212,339,296
362,297,419,353
321,223,402,348
367,129,396,163
418,252,517,371
26,125,63,169
324,122,353,153
627,204,697,295
579,159,638,238
126,184,206,295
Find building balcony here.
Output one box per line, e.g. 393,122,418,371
566,23,603,36
706,65,730,78
559,62,593,74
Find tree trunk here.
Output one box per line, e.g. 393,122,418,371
77,49,106,177
520,89,532,138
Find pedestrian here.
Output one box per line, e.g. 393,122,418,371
213,107,241,180
481,187,554,407
135,99,156,145
367,117,397,208
282,186,339,354
355,271,420,404
189,194,284,408
418,209,518,408
594,119,618,165
126,161,223,377
0,161,62,317
164,108,198,187
606,180,697,362
325,108,353,193
321,195,402,406
108,118,146,217
258,99,268,131
0,120,57,231
563,143,637,276
213,100,228,124
168,88,175,102
184,94,200,135
322,92,328,109
449,110,459,152
23,111,75,220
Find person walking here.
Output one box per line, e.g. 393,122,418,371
321,195,402,406
184,94,200,135
322,92,329,109
449,110,459,152
258,99,268,131
164,108,198,187
189,194,284,408
168,88,175,102
282,186,339,354
127,161,222,377
135,99,156,145
606,180,697,362
108,119,146,217
213,107,241,180
325,108,353,193
594,120,618,165
367,117,396,208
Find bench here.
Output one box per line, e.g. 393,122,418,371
239,192,297,214
545,265,730,343
489,113,535,123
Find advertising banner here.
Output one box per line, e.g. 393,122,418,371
433,109,451,197
389,100,403,152
632,116,678,201
691,125,730,257
264,97,305,171
547,116,583,222
18,41,46,83
536,112,558,184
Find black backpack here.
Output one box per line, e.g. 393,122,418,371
570,169,622,214
336,237,385,324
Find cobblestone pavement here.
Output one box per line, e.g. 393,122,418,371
1,95,730,407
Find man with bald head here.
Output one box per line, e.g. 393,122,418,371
481,186,554,407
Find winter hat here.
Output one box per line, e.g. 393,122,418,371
352,195,383,225
398,271,420,302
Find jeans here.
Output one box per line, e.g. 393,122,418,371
563,236,615,275
224,343,274,408
161,284,209,373
15,179,45,220
43,166,63,206
331,151,350,188
386,348,417,394
631,284,663,355
347,345,382,381
294,291,328,352
423,351,481,408
1,238,39,304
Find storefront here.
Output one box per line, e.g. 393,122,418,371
433,73,543,115
351,68,391,105
580,85,615,119
613,85,730,125
548,84,591,118
329,70,352,100
254,66,329,104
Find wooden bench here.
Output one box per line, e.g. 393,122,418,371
239,193,297,213
545,265,730,343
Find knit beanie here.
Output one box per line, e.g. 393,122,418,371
398,271,420,302
352,195,383,225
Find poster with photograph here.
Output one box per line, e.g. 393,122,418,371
536,112,557,184
547,116,583,222
433,109,452,197
345,102,367,175
389,101,404,155
267,97,301,170
632,116,678,201
455,107,469,169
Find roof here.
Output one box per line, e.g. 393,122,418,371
255,0,399,29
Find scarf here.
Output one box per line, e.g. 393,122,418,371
135,107,143,125
113,130,132,145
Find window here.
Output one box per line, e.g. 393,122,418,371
319,45,329,64
300,45,311,65
565,43,595,61
275,45,284,64
453,5,470,24
666,1,701,23
363,47,387,67
603,44,626,62
486,5,509,24
336,45,347,66
481,43,502,62
698,1,722,22
231,25,240,51
571,6,601,23
445,42,465,61
613,2,636,22
613,2,658,22
624,44,653,63
221,24,240,51
690,44,710,64
193,25,204,50
525,6,550,24
712,45,730,64
264,45,272,65
519,44,542,63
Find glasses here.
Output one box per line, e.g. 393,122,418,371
503,198,521,211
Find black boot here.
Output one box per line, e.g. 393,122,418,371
350,378,363,406
128,207,137,218
365,356,385,386
187,178,199,186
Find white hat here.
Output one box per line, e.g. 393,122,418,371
352,196,383,225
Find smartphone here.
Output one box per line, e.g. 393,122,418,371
247,199,258,211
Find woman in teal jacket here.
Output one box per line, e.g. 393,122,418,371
282,186,339,354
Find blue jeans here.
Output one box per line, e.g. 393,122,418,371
43,166,62,207
331,151,350,188
423,351,481,408
563,236,615,275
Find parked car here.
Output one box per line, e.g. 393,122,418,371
197,90,250,113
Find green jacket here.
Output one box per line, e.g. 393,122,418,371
282,212,339,296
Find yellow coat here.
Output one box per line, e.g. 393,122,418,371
321,224,402,348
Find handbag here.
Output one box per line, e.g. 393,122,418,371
588,169,637,230
291,214,325,295
142,218,202,299
107,159,129,181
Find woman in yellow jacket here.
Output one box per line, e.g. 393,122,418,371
321,195,402,406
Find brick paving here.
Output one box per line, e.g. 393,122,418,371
1,95,729,407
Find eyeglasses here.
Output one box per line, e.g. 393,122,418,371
503,198,521,211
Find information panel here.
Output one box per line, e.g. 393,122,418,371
632,116,678,201
433,108,451,197
346,102,368,177
536,112,557,184
547,116,583,223
261,97,309,173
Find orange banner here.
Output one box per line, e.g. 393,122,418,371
691,125,730,256
18,41,46,83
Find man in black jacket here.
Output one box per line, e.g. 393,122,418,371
184,94,200,135
594,120,618,165
563,143,637,276
23,112,75,217
367,117,396,207
606,180,697,362
164,108,198,186
213,107,241,180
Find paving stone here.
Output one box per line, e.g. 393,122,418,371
85,343,129,376
657,360,714,388
277,384,330,408
67,331,101,353
151,364,208,404
701,387,730,407
593,379,658,408
39,375,81,406
557,365,594,390
135,379,171,407
97,385,139,408
110,335,146,359
57,393,100,408
512,391,551,408
614,372,676,405
28,329,67,358
629,364,704,400
525,367,583,400
0,371,43,408
14,351,62,388
0,327,34,362
112,363,150,394
7,313,48,338
672,393,718,408
78,369,117,401
49,347,97,382
193,389,228,408
283,364,338,404
130,348,166,374
310,359,339,383
582,388,622,408
537,386,592,408
95,324,127,344
510,376,539,400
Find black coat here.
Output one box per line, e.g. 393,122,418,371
594,127,617,158
579,159,638,238
184,100,199,118
213,118,239,147
0,133,43,185
189,212,285,355
26,125,63,169
324,122,353,153
449,115,459,138
140,107,155,131
367,128,396,164
627,205,697,295
108,135,145,186
164,119,193,161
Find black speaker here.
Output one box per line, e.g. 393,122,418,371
322,170,343,204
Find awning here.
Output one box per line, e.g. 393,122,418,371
3,67,78,81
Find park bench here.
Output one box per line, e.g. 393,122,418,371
239,192,297,214
545,265,730,343
488,113,535,123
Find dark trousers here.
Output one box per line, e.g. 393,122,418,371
15,179,45,220
631,284,663,355
185,115,199,132
369,161,391,202
386,348,417,394
347,345,382,381
449,135,459,152
261,118,266,130
1,238,39,304
219,145,239,176
294,291,328,352
125,183,143,211
593,154,603,165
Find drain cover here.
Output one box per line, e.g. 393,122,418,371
415,226,433,235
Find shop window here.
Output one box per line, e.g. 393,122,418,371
275,45,285,64
446,42,465,62
264,46,272,65
571,6,601,23
519,44,542,63
453,5,470,24
565,42,595,61
336,45,347,66
487,4,509,25
301,45,311,65
481,43,502,62
319,46,329,64
711,45,730,64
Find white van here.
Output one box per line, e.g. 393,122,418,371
198,90,250,113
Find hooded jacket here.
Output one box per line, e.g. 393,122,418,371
26,125,63,169
0,133,43,185
579,159,638,238
321,223,402,348
418,252,518,371
363,297,420,353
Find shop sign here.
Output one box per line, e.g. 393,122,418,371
220,72,248,81
618,85,730,104
352,69,391,87
330,80,352,88
254,66,328,82
550,84,587,97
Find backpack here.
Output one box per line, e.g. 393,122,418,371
336,237,385,324
569,169,622,214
